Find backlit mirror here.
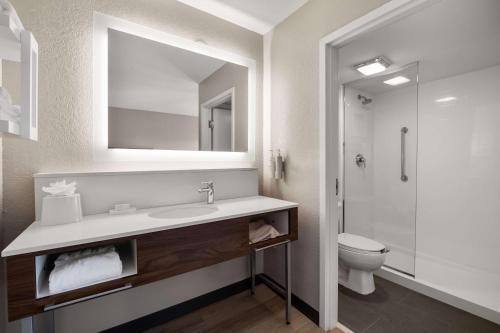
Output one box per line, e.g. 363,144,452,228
107,29,248,152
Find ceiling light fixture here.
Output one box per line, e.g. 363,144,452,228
384,76,410,86
354,57,391,76
435,96,457,103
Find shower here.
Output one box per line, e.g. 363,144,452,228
343,63,418,276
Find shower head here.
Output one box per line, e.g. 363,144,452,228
358,94,372,105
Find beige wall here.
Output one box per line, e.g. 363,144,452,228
2,0,262,331
263,0,389,310
108,107,199,150
199,63,248,152
0,60,5,333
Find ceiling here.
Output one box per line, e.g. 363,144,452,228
109,29,226,84
176,0,309,34
108,29,226,115
346,64,418,96
339,0,500,87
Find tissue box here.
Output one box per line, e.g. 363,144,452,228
41,193,82,226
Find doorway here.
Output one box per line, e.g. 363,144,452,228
200,88,235,151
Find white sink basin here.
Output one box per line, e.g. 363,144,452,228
148,205,219,219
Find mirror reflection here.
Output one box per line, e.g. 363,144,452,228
108,29,248,152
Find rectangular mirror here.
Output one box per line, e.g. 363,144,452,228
107,29,248,152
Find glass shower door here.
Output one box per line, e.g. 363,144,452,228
343,64,418,275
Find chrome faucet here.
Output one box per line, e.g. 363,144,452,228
198,181,215,204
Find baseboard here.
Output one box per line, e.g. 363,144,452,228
103,273,320,332
258,273,319,325
102,277,256,333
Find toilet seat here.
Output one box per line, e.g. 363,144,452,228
338,233,386,254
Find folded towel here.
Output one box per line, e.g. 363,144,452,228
49,246,123,294
4,104,20,116
249,219,281,244
0,88,20,123
0,87,13,107
0,111,20,123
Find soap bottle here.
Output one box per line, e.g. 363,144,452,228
270,149,276,176
275,149,283,179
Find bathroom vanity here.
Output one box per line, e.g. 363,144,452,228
2,196,298,325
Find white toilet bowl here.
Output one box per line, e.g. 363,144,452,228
338,233,387,295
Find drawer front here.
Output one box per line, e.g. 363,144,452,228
136,217,250,283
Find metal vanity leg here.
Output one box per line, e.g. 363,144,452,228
21,311,55,333
285,241,292,324
250,250,256,295
21,316,34,333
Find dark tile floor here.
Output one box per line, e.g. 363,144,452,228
339,276,500,333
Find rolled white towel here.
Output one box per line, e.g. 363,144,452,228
5,104,20,116
0,112,20,123
49,246,123,294
0,105,20,123
249,219,282,244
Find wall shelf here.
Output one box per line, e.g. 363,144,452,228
0,2,22,61
0,0,38,141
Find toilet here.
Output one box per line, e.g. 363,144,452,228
338,233,388,295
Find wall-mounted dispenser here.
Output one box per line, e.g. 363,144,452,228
272,149,285,180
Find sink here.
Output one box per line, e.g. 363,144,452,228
148,206,219,219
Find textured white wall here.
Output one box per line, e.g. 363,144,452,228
2,0,262,332
263,0,389,309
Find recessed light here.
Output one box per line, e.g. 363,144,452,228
384,76,410,86
435,96,457,103
354,57,391,76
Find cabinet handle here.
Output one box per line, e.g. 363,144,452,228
44,283,132,311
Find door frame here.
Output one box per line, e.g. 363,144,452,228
318,0,438,329
199,87,236,151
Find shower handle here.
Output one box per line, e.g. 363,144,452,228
401,127,408,182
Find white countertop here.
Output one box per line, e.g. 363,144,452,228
2,196,298,257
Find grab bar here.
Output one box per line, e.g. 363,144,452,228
44,283,133,311
400,127,408,182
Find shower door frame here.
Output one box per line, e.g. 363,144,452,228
318,0,438,330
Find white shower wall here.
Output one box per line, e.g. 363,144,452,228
417,64,500,313
343,87,374,239
344,84,417,275
372,86,417,275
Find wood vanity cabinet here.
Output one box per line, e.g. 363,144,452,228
5,207,298,321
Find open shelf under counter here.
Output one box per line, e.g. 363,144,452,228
249,207,298,250
35,240,137,299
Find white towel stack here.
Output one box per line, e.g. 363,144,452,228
48,246,123,294
249,219,282,244
0,87,21,124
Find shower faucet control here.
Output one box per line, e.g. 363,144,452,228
355,153,367,168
